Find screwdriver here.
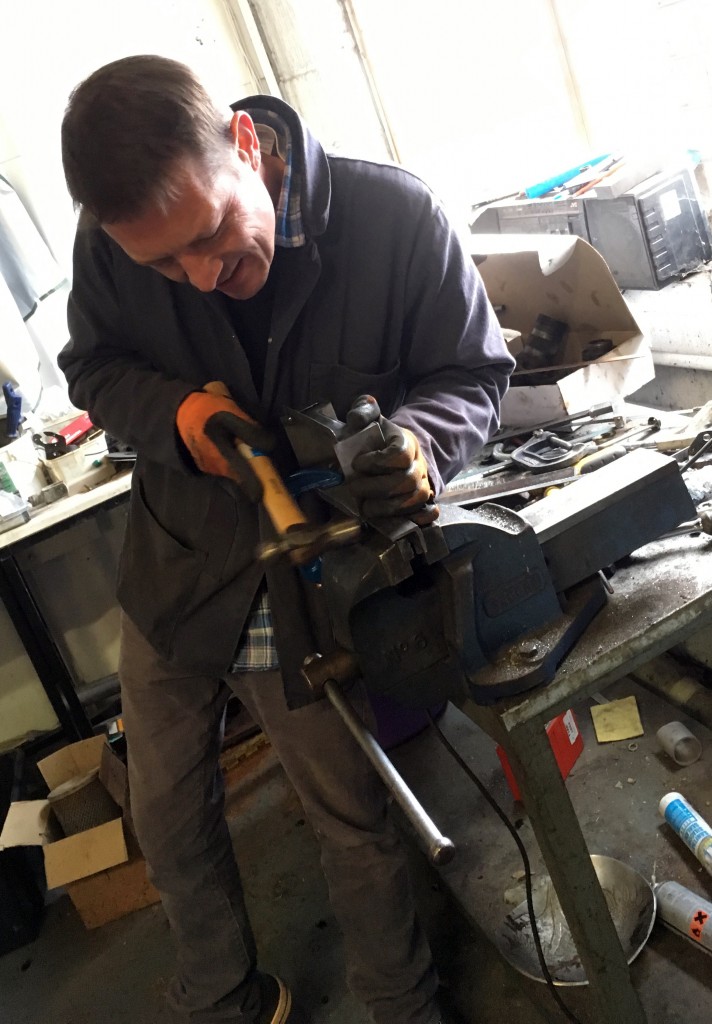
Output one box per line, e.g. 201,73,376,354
575,444,627,475
543,444,627,496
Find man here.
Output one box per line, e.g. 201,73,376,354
59,55,514,1024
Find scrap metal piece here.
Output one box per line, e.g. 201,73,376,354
281,401,348,467
333,421,385,479
679,431,712,472
441,465,579,504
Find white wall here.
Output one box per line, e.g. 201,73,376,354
0,0,259,274
552,0,712,162
351,0,588,222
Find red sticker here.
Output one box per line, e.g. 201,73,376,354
689,910,709,942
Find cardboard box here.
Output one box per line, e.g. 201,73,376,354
472,234,654,426
497,709,584,802
0,736,160,928
66,832,159,929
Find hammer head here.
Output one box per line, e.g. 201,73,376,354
256,517,362,565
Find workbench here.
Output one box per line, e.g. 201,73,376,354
392,530,712,1024
0,471,132,744
3,458,712,1021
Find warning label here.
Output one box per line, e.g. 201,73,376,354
689,909,710,942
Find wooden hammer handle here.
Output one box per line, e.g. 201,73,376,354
204,382,307,538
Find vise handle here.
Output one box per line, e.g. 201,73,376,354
303,652,456,867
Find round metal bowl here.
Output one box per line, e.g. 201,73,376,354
493,854,656,986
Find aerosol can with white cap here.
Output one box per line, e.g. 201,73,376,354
659,792,712,876
654,881,712,955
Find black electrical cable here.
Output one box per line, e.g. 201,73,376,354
426,711,584,1024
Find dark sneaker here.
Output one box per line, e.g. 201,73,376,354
256,974,305,1024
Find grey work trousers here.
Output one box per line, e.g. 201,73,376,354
118,613,440,1024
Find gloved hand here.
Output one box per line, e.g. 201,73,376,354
175,390,274,503
346,394,439,525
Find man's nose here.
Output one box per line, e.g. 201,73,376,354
180,253,222,292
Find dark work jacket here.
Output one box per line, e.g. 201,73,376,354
59,95,514,700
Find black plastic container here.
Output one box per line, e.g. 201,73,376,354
0,849,44,955
0,752,45,955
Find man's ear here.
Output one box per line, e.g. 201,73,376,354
229,111,260,170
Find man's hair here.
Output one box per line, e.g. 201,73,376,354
61,55,233,223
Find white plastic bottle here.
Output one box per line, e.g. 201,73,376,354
659,792,712,876
655,880,712,953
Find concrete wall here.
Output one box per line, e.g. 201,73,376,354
0,0,258,274
626,270,712,409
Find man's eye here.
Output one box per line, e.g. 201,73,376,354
196,221,225,249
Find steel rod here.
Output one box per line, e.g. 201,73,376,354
324,680,455,865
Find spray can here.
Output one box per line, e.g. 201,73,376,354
659,792,712,876
655,881,712,954
2,381,23,439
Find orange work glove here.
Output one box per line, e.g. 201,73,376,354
346,394,439,525
175,391,274,503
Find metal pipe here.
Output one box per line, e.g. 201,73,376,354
630,653,712,731
77,674,120,708
323,680,455,866
652,351,712,373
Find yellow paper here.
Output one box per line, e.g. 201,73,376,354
591,696,644,743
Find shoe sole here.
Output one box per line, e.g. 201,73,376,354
270,976,292,1024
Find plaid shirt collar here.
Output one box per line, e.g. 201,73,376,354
253,111,306,249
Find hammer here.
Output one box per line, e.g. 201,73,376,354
205,382,360,564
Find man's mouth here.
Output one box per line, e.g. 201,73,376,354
218,260,242,290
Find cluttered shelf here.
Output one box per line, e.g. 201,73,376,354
0,457,133,748
470,154,712,293
444,400,712,513
0,468,132,551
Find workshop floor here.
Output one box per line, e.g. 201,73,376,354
2,677,712,1024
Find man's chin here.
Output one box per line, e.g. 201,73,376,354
217,261,268,300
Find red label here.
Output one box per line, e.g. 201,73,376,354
689,909,709,942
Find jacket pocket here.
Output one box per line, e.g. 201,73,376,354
117,478,208,659
308,361,405,420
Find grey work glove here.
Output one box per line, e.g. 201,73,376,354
346,394,439,525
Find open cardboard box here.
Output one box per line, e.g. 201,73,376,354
0,735,159,928
472,234,655,427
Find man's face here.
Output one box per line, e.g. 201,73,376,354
103,138,277,300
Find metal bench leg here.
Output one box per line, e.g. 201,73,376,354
480,709,647,1024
